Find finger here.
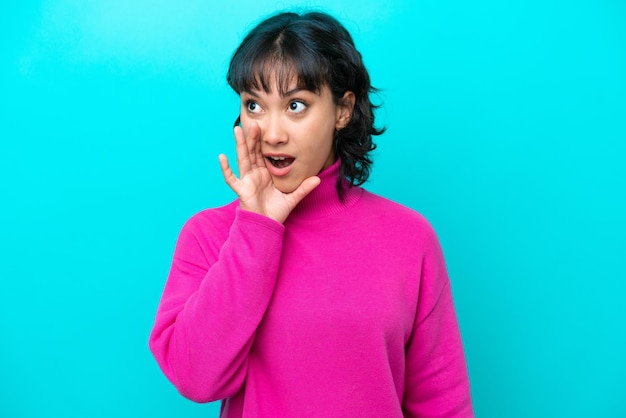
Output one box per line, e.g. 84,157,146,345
218,154,241,194
254,132,264,167
234,126,251,176
287,176,321,207
246,122,261,167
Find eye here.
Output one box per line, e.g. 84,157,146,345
288,101,306,113
246,100,262,113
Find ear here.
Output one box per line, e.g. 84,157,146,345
335,91,355,130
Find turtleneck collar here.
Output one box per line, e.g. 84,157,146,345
287,159,363,221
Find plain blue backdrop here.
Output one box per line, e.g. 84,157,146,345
1,1,625,417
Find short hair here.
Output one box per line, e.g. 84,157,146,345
227,11,385,196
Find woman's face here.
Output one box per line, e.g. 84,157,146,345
239,79,354,193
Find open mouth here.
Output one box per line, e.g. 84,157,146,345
266,156,295,169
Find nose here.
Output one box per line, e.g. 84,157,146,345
261,114,288,146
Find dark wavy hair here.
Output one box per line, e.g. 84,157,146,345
227,11,384,196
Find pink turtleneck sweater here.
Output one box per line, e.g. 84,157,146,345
149,161,473,417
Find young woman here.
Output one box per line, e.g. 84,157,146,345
149,11,473,417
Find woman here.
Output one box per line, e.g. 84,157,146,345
149,11,473,417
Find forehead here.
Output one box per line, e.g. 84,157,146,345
236,55,326,97
243,76,324,100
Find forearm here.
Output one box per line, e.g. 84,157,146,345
149,208,284,402
403,282,473,417
403,226,473,417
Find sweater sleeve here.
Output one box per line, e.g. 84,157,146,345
148,207,284,403
402,227,474,417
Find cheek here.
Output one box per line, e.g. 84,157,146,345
301,125,331,151
317,120,337,147
239,115,253,136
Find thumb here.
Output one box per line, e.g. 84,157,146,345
287,176,321,207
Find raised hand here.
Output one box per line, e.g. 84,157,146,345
218,122,320,224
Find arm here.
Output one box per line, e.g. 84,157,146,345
402,228,474,417
148,208,284,402
150,123,319,402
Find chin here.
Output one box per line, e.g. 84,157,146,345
272,178,300,194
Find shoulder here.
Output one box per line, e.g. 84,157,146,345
357,190,451,300
355,189,439,242
175,200,239,251
183,200,239,232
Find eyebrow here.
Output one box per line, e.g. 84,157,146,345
244,87,313,98
283,87,307,96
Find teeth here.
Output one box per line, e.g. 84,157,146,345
269,156,286,161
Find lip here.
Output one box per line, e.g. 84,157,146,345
264,153,295,177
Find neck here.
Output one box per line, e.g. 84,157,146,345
288,159,362,221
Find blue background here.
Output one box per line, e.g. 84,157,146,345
1,1,625,417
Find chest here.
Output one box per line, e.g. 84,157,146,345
255,223,420,351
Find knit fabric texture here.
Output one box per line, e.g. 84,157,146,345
149,160,473,417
